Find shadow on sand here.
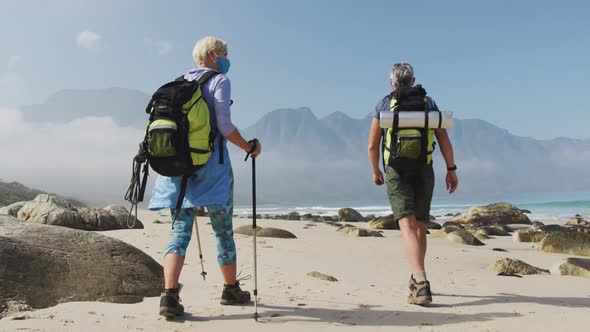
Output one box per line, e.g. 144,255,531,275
436,292,590,308
165,303,519,327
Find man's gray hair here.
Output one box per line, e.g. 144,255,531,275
389,63,414,88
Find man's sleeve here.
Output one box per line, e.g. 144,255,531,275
373,97,387,119
428,97,440,112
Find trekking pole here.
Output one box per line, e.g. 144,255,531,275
193,215,207,280
245,139,259,320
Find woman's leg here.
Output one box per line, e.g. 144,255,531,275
163,208,195,289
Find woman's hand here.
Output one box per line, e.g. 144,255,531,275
250,139,262,157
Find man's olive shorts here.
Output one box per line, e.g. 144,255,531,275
385,163,435,222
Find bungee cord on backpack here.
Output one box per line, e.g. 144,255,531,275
124,144,149,228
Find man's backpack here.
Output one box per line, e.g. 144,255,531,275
125,71,221,226
382,84,436,173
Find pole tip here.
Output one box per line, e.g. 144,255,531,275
201,272,207,280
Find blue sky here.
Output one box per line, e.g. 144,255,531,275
1,0,589,139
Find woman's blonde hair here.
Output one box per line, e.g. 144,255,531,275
192,36,227,65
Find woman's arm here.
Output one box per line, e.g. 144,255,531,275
213,77,261,156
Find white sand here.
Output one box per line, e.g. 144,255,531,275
1,210,589,332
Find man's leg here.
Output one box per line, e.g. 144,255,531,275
398,215,428,275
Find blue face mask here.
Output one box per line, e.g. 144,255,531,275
215,54,231,74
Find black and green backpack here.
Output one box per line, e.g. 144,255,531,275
125,71,222,225
382,84,436,173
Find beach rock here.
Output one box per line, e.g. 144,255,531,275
257,227,297,239
301,213,314,221
0,215,162,318
338,208,364,222
15,195,143,230
520,209,532,214
234,225,296,238
445,213,454,217
452,202,531,225
538,232,590,257
427,222,442,230
368,214,398,230
531,221,545,228
287,212,301,221
440,222,466,233
337,224,383,237
513,229,548,243
566,217,588,227
490,258,549,275
307,271,338,282
446,228,485,245
0,201,27,217
321,216,335,222
430,215,436,221
550,258,590,278
432,225,484,245
476,226,510,237
492,248,509,252
474,230,493,241
234,225,262,236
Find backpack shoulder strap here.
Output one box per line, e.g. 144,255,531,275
196,70,219,85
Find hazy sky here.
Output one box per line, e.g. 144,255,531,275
1,0,589,139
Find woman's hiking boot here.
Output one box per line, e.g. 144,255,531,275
407,275,432,305
220,281,251,305
159,288,185,317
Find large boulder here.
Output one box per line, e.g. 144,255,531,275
550,258,590,278
338,208,364,222
538,232,590,257
368,214,399,230
0,215,163,318
0,201,27,217
16,194,143,230
490,258,549,275
452,202,531,225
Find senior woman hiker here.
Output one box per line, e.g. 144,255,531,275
149,36,262,317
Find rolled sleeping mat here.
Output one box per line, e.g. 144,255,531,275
380,110,454,129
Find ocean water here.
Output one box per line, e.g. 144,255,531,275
234,191,590,224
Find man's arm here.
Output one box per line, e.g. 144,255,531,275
434,128,458,193
368,118,384,185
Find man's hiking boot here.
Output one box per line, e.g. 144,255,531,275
220,281,251,305
408,275,432,305
159,288,184,317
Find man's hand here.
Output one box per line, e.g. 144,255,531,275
446,171,458,193
373,170,384,186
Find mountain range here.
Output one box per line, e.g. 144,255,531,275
12,88,590,206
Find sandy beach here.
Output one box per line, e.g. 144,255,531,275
1,209,589,332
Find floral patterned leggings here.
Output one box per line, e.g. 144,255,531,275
164,184,236,266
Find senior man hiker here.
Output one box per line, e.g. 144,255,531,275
368,63,458,305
